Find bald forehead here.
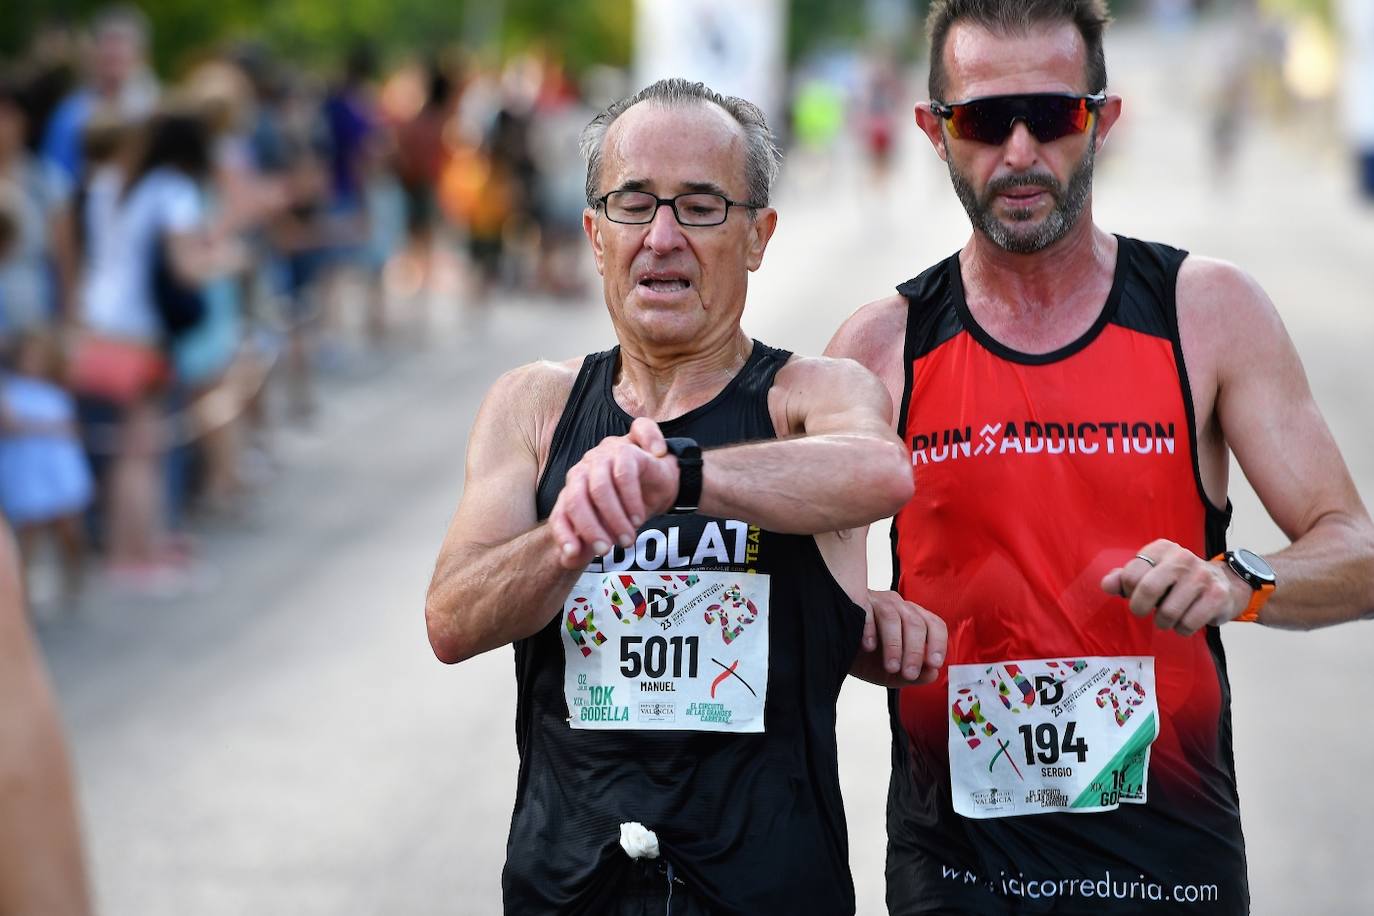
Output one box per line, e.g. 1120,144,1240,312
606,98,744,149
599,99,749,196
942,20,1090,99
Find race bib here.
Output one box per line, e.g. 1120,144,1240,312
562,570,770,733
947,656,1159,819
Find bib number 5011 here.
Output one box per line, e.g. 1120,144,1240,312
1018,721,1089,765
620,635,700,679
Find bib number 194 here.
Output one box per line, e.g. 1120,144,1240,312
1017,721,1088,766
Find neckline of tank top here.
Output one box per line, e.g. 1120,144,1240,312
948,233,1132,367
600,340,774,431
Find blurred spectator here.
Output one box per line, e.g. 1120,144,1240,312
856,53,902,188
1208,3,1260,184
0,329,93,604
260,73,335,419
789,74,845,185
323,43,379,233
73,107,241,587
40,4,159,185
177,60,280,511
490,56,545,291
439,60,515,308
0,520,92,916
1339,0,1374,202
14,21,81,154
229,45,325,428
0,77,76,338
528,56,593,299
320,43,390,341
392,58,456,294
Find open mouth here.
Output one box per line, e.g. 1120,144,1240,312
638,276,691,293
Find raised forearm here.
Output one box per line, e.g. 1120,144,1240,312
1254,514,1374,629
425,523,583,663
698,433,913,534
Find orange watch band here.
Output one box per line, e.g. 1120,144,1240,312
1234,583,1274,623
1212,554,1274,623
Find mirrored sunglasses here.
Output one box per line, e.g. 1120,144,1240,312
931,93,1106,145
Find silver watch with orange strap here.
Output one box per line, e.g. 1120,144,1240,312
1212,548,1276,623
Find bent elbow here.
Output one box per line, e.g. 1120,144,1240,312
425,596,471,665
1361,539,1374,621
1344,523,1374,623
872,440,915,515
428,636,465,665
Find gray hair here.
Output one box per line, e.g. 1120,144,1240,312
578,78,782,211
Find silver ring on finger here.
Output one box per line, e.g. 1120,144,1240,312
1134,553,1156,568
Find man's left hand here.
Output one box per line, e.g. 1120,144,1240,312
1101,539,1250,636
863,590,947,683
548,418,679,569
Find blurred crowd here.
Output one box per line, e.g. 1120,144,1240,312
0,4,600,606
4,1,1370,611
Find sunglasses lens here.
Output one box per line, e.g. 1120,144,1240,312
947,99,1006,143
946,95,1092,144
1028,97,1091,142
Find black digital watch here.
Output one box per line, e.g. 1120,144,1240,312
663,437,703,514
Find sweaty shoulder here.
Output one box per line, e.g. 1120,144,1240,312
825,294,908,375
1176,255,1287,368
476,357,584,469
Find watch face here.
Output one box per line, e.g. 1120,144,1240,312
1233,548,1276,584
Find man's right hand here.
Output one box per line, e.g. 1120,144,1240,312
549,418,680,569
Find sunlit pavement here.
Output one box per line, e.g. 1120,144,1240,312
38,20,1374,916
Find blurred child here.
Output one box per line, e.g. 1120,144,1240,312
0,330,93,603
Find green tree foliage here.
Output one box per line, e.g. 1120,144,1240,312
502,0,633,73
788,0,868,61
1,0,633,77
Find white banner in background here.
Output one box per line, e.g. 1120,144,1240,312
633,0,787,128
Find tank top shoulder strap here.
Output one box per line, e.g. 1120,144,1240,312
735,340,792,399
893,253,963,441
897,253,964,355
1112,235,1189,341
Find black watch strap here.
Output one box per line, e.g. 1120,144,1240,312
664,437,703,514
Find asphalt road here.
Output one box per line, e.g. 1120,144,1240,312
36,20,1374,916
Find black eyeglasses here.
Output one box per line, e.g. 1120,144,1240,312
595,190,765,227
931,93,1106,145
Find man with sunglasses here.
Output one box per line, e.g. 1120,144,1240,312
827,1,1374,914
426,78,945,914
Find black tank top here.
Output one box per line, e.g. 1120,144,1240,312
502,341,865,915
885,237,1247,914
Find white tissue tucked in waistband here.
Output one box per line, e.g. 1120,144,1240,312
618,822,660,860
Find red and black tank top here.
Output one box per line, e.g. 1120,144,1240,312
504,341,864,915
886,237,1248,914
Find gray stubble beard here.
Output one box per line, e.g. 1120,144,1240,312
947,135,1097,254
